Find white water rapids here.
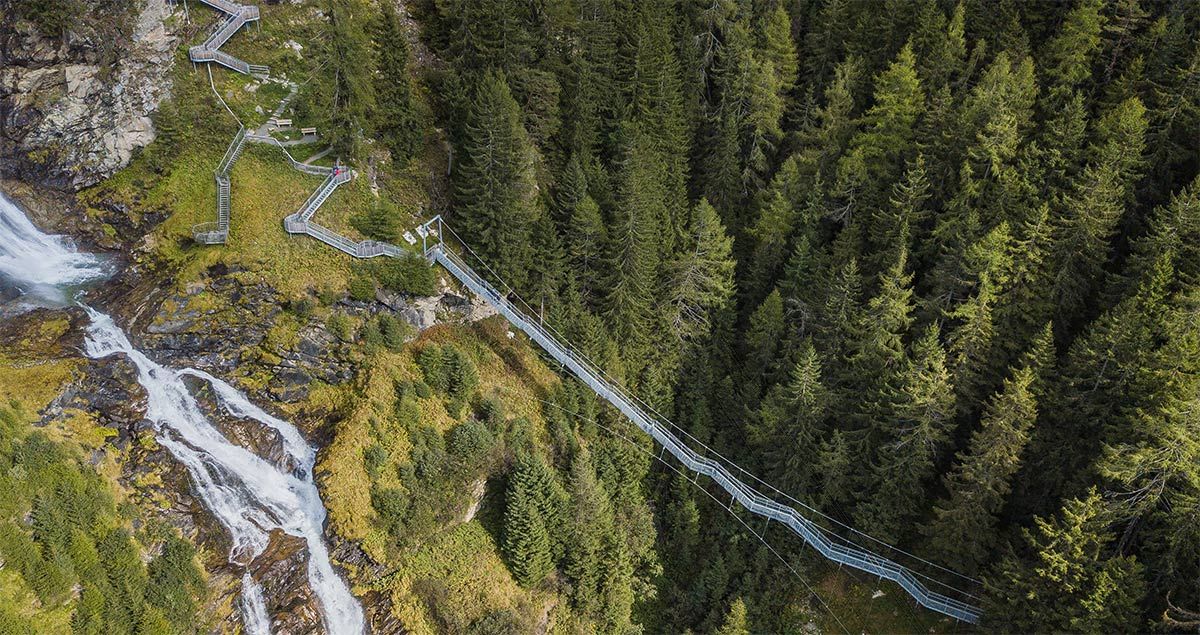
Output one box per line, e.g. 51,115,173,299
0,193,364,634
0,192,110,303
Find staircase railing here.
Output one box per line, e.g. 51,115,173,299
216,126,247,176
188,0,260,76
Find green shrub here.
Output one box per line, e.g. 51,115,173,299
378,314,410,350
445,347,479,402
145,534,204,629
417,346,448,392
370,487,408,537
18,0,77,38
317,287,340,306
364,444,389,479
349,275,376,302
373,254,438,296
476,397,505,431
360,319,384,348
288,297,316,318
327,313,353,342
449,420,496,470
350,199,400,242
468,609,525,635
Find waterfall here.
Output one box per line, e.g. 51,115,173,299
0,191,109,304
0,193,364,634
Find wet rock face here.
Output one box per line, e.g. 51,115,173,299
0,0,176,190
138,269,355,395
248,531,323,634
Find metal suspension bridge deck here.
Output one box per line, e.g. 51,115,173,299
414,217,984,624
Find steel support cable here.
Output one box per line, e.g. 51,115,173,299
432,226,983,594
490,386,853,635
431,240,982,605
532,396,981,621
430,245,982,622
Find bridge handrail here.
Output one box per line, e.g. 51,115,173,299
430,243,983,625
247,134,334,175
196,0,244,14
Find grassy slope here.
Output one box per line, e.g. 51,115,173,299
0,315,208,633
0,319,78,634
320,317,568,632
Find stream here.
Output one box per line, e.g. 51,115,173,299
0,192,365,634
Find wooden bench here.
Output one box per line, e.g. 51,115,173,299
275,118,293,127
300,127,317,135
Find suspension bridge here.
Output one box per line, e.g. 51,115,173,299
184,1,985,624
418,217,984,624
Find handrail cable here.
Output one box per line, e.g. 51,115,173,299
435,221,984,593
428,241,982,621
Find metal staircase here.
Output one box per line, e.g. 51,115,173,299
188,0,267,77
193,126,247,244
296,169,350,222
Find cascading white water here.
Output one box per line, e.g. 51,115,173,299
0,193,364,634
0,191,109,303
242,572,273,635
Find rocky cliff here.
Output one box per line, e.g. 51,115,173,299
1,0,176,190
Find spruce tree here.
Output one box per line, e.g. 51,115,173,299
984,491,1146,633
1040,0,1106,100
1048,97,1147,331
743,290,785,391
373,4,421,162
666,198,736,343
324,0,376,157
715,597,750,635
452,70,539,290
603,122,667,359
945,223,1013,418
847,247,915,450
1029,251,1176,508
564,450,612,617
922,366,1038,573
752,340,828,494
762,7,797,95
911,0,966,89
502,460,554,587
833,43,924,220
855,324,954,542
566,195,606,304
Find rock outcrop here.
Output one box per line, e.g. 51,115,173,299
1,0,177,190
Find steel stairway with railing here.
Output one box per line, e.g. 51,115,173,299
188,0,267,77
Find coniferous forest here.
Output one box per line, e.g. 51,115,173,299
8,0,1200,632
374,0,1200,630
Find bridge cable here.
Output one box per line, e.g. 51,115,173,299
436,226,982,600
431,239,983,620
437,236,980,605
436,222,983,594
527,390,977,628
